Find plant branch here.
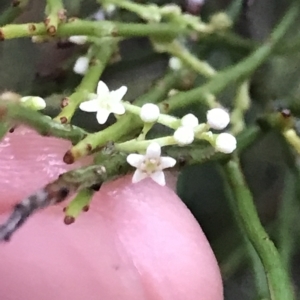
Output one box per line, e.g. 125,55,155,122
153,39,216,78
45,0,65,36
159,2,299,112
54,39,117,124
0,20,188,40
0,101,87,144
224,156,294,300
63,70,185,163
0,0,29,26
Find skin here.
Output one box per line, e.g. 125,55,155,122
0,127,223,300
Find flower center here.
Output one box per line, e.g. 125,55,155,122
141,158,161,174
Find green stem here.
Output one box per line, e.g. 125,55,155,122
221,166,269,299
0,101,87,144
45,0,65,36
54,39,117,123
153,39,216,78
0,20,188,40
159,3,299,112
64,70,184,163
0,0,29,26
64,189,94,220
231,80,250,135
224,156,294,300
278,170,297,274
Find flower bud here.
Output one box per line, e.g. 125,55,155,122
206,108,230,130
140,103,160,123
215,133,236,153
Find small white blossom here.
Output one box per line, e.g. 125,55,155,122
181,113,199,128
79,81,127,124
68,35,88,45
140,103,160,123
174,126,194,146
215,133,237,153
169,57,183,70
207,108,230,130
73,56,89,75
104,4,116,16
20,96,46,110
127,142,176,186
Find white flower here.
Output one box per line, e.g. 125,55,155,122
215,133,236,153
104,4,116,16
206,108,230,130
73,56,89,75
173,114,198,146
174,126,194,146
140,103,160,123
169,57,183,70
20,96,46,110
68,35,88,45
79,81,127,124
181,113,199,128
127,142,176,186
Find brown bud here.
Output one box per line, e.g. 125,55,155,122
64,216,75,225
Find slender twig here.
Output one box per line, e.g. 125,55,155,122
45,0,65,36
221,166,269,299
0,20,188,40
231,80,250,134
54,39,117,124
278,169,297,274
224,156,294,300
0,0,29,26
159,2,299,112
153,39,216,78
0,101,87,144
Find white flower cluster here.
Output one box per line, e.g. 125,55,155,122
174,114,199,146
78,80,237,185
206,108,236,154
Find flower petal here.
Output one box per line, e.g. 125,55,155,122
127,154,144,168
97,81,110,96
160,157,176,169
146,142,161,158
110,86,127,102
111,102,125,115
96,108,110,124
79,99,99,112
132,169,148,183
150,171,166,186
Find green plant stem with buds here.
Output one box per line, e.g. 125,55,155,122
54,39,117,124
64,188,94,220
65,70,185,163
159,2,299,113
0,101,87,144
65,2,297,163
153,39,216,78
224,156,294,300
0,20,188,40
45,0,65,35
